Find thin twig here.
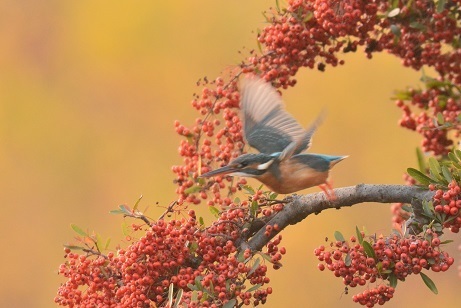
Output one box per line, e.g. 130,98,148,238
158,201,178,220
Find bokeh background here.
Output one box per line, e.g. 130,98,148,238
1,1,459,307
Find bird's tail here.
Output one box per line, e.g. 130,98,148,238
330,155,348,167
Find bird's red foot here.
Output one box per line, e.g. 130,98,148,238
318,180,336,201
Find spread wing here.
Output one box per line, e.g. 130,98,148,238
240,76,322,159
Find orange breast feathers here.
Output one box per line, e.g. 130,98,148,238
257,160,329,194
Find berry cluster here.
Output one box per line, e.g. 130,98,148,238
315,230,454,307
396,85,460,155
56,207,282,307
172,77,245,207
254,0,380,85
379,1,461,84
390,202,411,228
55,252,117,306
430,181,461,233
352,285,395,307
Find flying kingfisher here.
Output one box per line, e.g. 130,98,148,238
200,76,347,198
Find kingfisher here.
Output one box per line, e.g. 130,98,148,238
200,76,347,198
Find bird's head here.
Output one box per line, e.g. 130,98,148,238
200,153,275,178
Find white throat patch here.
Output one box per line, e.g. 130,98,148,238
230,172,256,178
257,159,274,170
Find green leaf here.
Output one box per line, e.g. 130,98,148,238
345,253,352,266
429,157,442,173
436,112,445,125
433,222,443,232
240,185,255,195
444,215,458,223
303,11,313,23
420,272,438,294
455,149,461,161
189,242,198,254
250,200,258,217
457,169,461,182
334,231,345,242
197,177,205,186
422,200,435,217
168,283,174,307
223,299,237,308
71,224,88,237
109,209,125,215
256,35,263,54
199,217,205,227
416,148,427,172
440,239,454,245
248,258,261,277
194,275,203,288
407,168,434,185
275,0,281,13
355,226,364,244
441,165,453,182
387,8,400,17
434,212,444,224
409,22,426,30
246,284,262,293
173,288,183,308
428,157,443,180
269,192,278,200
447,152,461,169
257,252,273,263
236,250,245,262
376,261,383,273
437,0,446,13
191,291,198,302
184,185,202,195
389,273,398,288
209,206,220,217
451,160,461,170
104,238,111,250
401,204,413,212
206,281,214,296
110,204,132,215
63,244,85,251
390,24,401,37
121,221,130,236
392,89,412,100
96,233,103,251
448,152,459,163
133,195,143,212
362,241,377,260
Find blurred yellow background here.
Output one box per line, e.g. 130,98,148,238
0,1,459,307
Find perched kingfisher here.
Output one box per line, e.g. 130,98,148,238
200,76,347,198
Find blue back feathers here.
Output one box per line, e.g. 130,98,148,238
291,154,346,172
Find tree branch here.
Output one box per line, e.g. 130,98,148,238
247,184,434,251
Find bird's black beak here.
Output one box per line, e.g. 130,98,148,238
200,165,236,178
